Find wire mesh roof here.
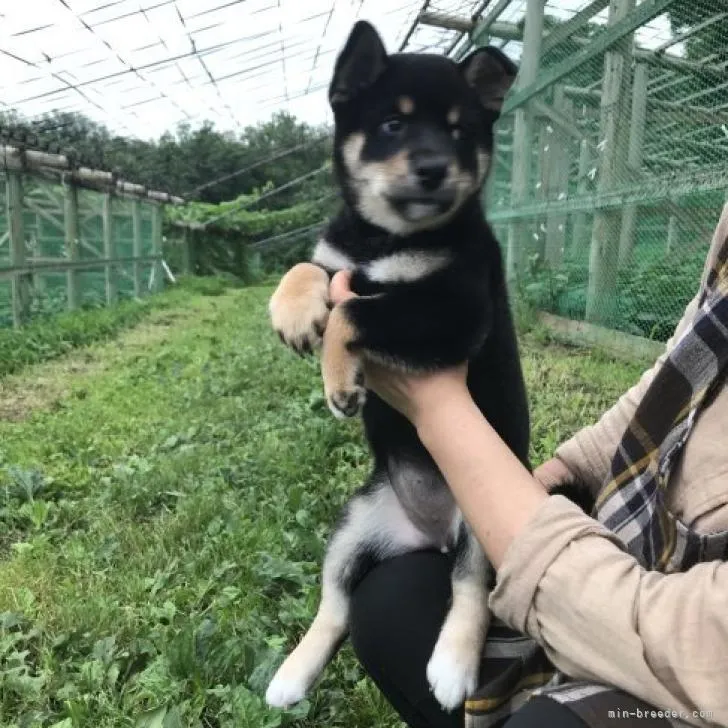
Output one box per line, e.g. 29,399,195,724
1,0,725,141
0,0,432,138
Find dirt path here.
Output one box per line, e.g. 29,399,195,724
0,301,212,422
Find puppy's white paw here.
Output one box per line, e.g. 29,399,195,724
265,668,308,709
426,640,479,712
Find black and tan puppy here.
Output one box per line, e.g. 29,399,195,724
266,21,529,712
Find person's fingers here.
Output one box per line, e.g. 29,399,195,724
329,270,357,305
533,457,575,490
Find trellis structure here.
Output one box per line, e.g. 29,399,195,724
0,147,183,328
4,1,725,344
412,0,728,341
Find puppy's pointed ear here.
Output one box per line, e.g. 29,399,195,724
459,47,518,113
329,21,388,107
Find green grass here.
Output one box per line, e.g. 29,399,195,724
0,284,643,727
0,276,232,380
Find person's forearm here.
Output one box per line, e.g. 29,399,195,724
416,393,547,568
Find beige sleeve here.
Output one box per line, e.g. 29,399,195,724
555,201,728,495
490,496,728,725
553,299,695,494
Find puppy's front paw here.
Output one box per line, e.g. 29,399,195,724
269,263,330,355
426,639,480,712
321,305,366,419
327,383,366,419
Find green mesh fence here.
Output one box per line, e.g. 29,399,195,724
0,170,159,329
476,0,728,342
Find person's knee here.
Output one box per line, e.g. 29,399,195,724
349,551,463,728
349,550,452,675
504,697,588,728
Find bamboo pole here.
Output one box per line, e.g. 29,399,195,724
64,180,80,311
423,8,724,82
487,165,728,220
571,139,593,253
0,146,184,204
132,199,143,298
0,255,162,277
618,63,649,268
544,85,571,268
666,212,678,255
561,86,728,126
586,0,635,325
504,0,544,285
103,192,117,305
182,226,195,275
33,213,46,295
7,170,30,327
534,124,549,261
150,203,163,293
1,150,180,327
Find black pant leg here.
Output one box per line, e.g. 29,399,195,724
503,697,589,728
349,552,593,728
349,550,462,728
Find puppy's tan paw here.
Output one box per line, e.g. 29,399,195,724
322,306,366,418
327,382,366,419
269,263,330,355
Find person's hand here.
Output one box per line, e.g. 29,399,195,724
329,269,357,305
365,360,470,427
328,271,471,427
533,457,577,491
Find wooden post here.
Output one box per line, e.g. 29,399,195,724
182,226,193,275
64,180,80,311
102,192,117,305
618,62,648,267
585,0,635,325
33,213,46,295
534,124,549,260
132,199,142,298
505,0,544,285
150,202,163,293
665,211,678,255
544,85,572,268
571,138,592,254
7,170,30,327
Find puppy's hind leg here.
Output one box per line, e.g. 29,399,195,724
265,559,349,709
266,480,432,708
427,523,490,712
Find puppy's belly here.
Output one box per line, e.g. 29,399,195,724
387,455,460,549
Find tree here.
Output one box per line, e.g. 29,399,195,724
0,109,332,206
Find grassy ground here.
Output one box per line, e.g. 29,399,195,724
0,277,233,380
0,284,643,728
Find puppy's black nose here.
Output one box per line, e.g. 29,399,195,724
413,156,448,191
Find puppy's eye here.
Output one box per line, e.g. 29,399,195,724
379,116,406,136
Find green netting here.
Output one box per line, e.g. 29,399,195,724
483,0,728,342
0,172,157,328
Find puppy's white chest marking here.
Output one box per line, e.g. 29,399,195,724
313,238,450,285
365,251,450,283
312,239,355,271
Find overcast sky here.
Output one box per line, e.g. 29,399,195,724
0,0,678,140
